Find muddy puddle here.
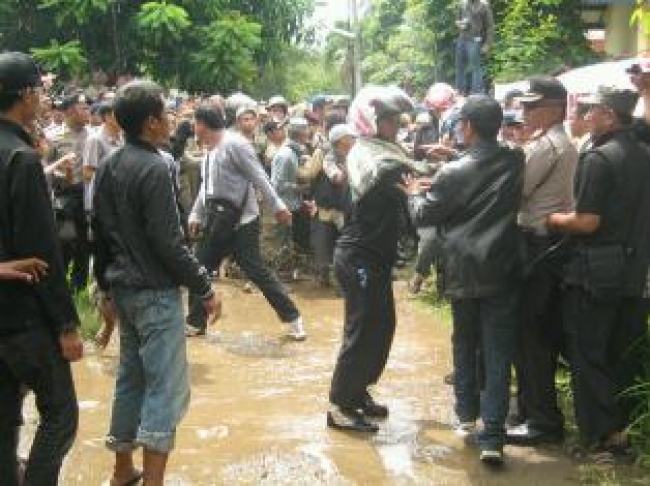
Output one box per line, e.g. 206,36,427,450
17,280,619,484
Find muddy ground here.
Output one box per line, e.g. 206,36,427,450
19,279,643,485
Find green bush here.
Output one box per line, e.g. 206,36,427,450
623,341,650,467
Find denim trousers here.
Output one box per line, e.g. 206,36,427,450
0,324,78,486
451,288,519,449
107,286,190,453
187,218,300,331
455,37,484,95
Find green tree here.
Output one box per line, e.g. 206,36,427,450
38,0,110,25
360,0,458,95
188,13,262,93
491,0,595,82
0,0,315,94
31,39,88,78
631,0,650,35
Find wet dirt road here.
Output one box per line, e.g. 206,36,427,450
26,280,584,485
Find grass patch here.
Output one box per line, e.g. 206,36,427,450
413,275,452,323
73,286,101,340
413,273,650,484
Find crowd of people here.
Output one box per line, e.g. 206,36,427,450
1,45,650,486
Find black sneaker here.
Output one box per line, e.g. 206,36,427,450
327,406,379,433
362,392,389,418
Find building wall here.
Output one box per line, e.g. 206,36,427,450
604,4,650,57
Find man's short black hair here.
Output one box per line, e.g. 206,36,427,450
460,95,503,139
114,80,165,139
97,101,114,120
324,112,347,132
194,104,226,131
0,92,22,112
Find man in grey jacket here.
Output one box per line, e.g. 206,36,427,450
186,105,306,341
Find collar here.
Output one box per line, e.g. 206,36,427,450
0,117,35,147
464,138,500,159
591,127,631,148
125,136,159,154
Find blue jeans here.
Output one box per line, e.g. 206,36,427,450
107,287,190,453
456,37,484,95
451,289,518,449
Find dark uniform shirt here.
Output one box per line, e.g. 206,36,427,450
573,127,650,295
574,129,647,245
337,167,408,268
0,118,79,335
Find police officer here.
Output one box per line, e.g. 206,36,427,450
48,91,92,294
0,51,83,486
508,77,578,445
548,87,650,458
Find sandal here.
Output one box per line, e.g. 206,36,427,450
109,470,143,486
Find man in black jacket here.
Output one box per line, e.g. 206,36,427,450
408,95,524,465
327,86,415,434
548,88,650,460
93,80,218,486
0,51,83,486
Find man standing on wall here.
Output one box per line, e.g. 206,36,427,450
455,0,494,95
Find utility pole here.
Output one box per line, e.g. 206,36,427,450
348,0,363,95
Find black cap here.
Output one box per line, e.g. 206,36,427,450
61,92,90,110
0,52,42,94
518,76,567,104
579,87,639,117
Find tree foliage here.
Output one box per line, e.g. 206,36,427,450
491,0,595,82
189,13,262,93
0,0,314,95
31,39,88,78
631,0,650,35
354,0,597,94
